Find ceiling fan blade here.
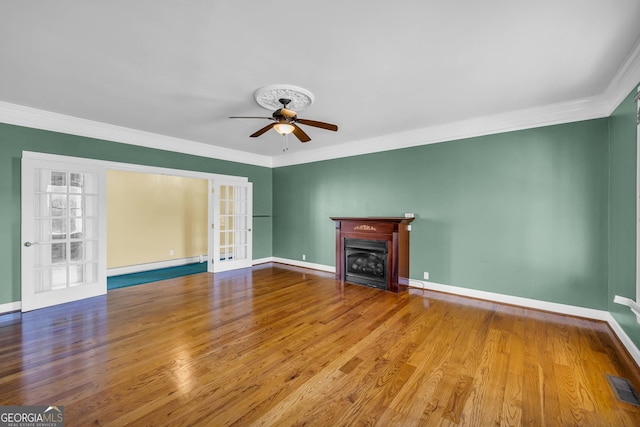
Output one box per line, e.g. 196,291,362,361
229,116,273,120
292,124,311,143
250,123,275,138
296,119,338,131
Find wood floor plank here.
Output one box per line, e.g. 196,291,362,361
502,314,525,426
1,263,639,426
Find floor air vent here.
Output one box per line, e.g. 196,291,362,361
606,374,640,406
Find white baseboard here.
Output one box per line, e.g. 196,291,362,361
108,256,205,277
410,279,611,320
613,295,640,324
270,257,336,273
604,312,640,368
7,259,640,366
410,279,640,367
0,301,21,314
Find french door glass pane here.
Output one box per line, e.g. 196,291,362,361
37,170,65,191
33,169,99,293
51,267,67,291
52,243,67,264
69,264,84,285
39,219,67,240
70,241,84,261
218,184,249,263
69,195,83,216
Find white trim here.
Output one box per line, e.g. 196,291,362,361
604,312,640,368
273,96,611,167
3,35,640,170
614,295,640,323
270,257,336,273
21,156,108,311
271,35,636,166
7,256,640,365
602,37,640,115
0,301,21,315
411,279,611,320
22,151,248,183
22,151,253,303
267,259,640,365
107,256,206,277
267,258,620,321
268,258,636,319
0,93,611,169
211,180,253,272
408,279,640,367
637,84,640,317
1,101,273,168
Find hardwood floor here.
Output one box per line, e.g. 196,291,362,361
1,263,640,426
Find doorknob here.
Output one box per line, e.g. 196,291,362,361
24,241,39,247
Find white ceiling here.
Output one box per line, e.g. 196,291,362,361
1,1,640,167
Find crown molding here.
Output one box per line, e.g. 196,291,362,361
0,101,273,168
2,35,639,170
602,35,640,114
272,95,611,167
274,36,640,168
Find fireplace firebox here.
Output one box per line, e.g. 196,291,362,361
344,238,388,290
330,217,414,292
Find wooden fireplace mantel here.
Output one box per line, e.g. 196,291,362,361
330,217,414,292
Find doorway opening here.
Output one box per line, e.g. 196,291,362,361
21,151,253,311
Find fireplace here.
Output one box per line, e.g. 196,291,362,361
330,217,414,292
344,238,388,290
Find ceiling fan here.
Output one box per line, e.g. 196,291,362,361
229,98,338,144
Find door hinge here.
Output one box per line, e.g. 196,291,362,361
211,224,215,229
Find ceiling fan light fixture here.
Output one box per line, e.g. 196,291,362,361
230,89,337,145
273,122,295,135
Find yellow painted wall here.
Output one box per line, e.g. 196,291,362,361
107,170,208,268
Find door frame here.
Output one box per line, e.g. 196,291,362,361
21,151,250,308
21,155,108,311
210,179,253,273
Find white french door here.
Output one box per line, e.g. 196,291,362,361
21,156,106,312
210,180,253,272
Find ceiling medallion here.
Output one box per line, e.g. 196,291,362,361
254,84,314,111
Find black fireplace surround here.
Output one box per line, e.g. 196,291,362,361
344,238,388,290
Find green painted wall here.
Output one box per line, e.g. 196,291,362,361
3,90,640,351
0,123,272,305
609,87,640,345
274,119,610,310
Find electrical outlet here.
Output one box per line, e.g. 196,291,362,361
170,249,174,256
302,254,306,261
423,271,429,280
